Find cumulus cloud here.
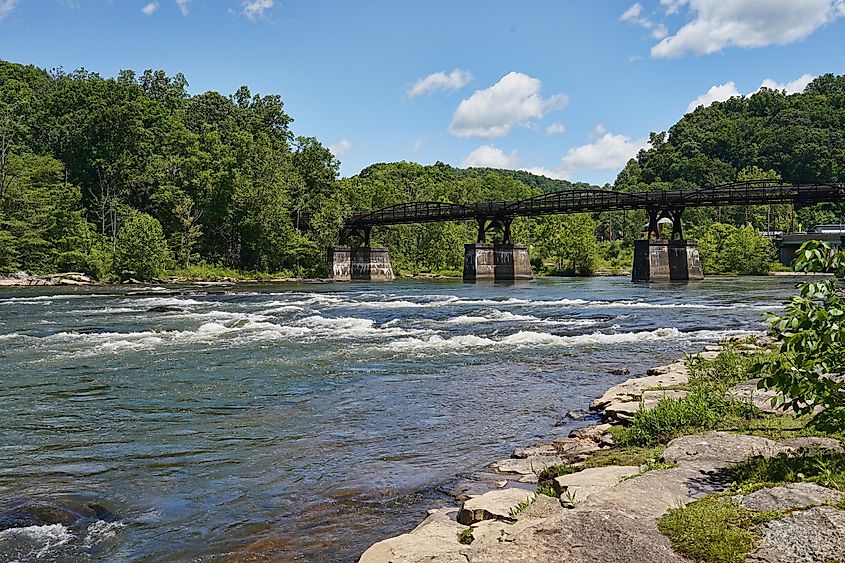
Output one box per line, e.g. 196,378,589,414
407,69,473,98
687,73,817,113
461,145,519,168
176,0,190,15
561,130,648,173
0,0,17,22
329,139,352,157
449,72,568,138
243,0,274,21
686,81,742,112
759,73,816,94
519,166,568,180
652,0,844,58
620,3,668,39
142,2,158,15
546,122,566,135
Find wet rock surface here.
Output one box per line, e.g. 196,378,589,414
457,488,536,525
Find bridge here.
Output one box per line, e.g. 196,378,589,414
327,180,845,282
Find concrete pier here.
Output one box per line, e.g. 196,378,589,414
327,246,394,281
464,243,532,282
632,239,703,282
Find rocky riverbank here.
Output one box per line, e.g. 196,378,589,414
358,336,845,563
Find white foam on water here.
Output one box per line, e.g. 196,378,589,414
122,296,208,307
384,327,756,353
0,523,73,559
526,298,782,310
0,332,24,341
297,315,433,338
442,310,600,326
81,520,125,548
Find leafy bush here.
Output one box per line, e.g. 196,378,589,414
697,223,776,275
55,250,105,279
753,240,845,432
113,213,171,281
728,451,845,491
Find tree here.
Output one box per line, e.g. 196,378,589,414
113,213,170,280
754,240,845,432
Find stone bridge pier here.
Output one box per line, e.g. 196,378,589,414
327,246,394,281
632,207,703,282
463,243,532,282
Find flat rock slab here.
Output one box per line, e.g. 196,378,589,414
740,482,844,512
662,431,784,469
779,436,844,453
604,389,688,422
590,364,688,412
457,488,536,525
470,495,565,547
747,506,845,563
512,444,558,458
553,466,641,504
725,379,784,413
359,507,466,563
467,507,688,563
492,456,563,483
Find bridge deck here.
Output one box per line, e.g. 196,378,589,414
346,181,844,228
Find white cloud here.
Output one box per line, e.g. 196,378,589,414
449,72,568,138
621,2,667,38
546,122,566,135
461,145,519,168
686,81,742,112
329,139,352,157
407,69,473,98
142,2,158,15
652,0,844,58
0,0,17,22
518,166,569,180
687,73,818,113
759,73,816,94
176,0,190,15
561,130,648,173
243,0,274,21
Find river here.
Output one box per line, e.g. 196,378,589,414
0,276,798,561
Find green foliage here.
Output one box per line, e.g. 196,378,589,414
113,213,170,280
583,443,666,469
55,250,104,279
754,240,845,432
696,223,776,275
457,527,474,545
507,492,538,519
537,463,578,482
536,213,598,276
536,483,558,498
658,497,778,563
728,451,845,491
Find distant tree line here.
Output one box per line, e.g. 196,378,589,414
1,59,843,279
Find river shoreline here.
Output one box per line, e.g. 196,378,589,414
356,333,845,563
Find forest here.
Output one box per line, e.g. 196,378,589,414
1,59,844,280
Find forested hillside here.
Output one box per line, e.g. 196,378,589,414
1,59,843,279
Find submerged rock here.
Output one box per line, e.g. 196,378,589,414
0,498,116,532
146,306,183,313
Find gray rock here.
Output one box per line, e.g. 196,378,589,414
457,488,536,525
725,379,784,413
552,466,641,503
779,436,844,453
358,507,466,563
568,423,612,443
740,482,843,512
608,367,630,376
662,431,785,469
512,444,558,459
553,438,603,462
747,506,845,563
492,455,563,483
591,366,688,412
603,389,687,423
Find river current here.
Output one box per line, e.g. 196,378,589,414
0,276,799,561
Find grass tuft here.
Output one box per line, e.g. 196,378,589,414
457,527,474,545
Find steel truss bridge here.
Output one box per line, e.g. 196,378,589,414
341,180,845,244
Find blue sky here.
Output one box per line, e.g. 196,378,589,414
1,1,844,185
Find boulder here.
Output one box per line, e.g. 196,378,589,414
662,432,785,469
457,489,536,525
492,456,563,483
553,437,604,462
779,436,844,453
608,367,630,376
603,389,688,423
568,423,613,445
747,506,845,563
358,507,466,563
552,466,641,504
740,482,843,512
512,444,558,459
725,379,784,413
469,495,564,547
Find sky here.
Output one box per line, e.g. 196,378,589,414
1,1,844,185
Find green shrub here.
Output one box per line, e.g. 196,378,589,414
728,451,845,491
55,250,105,279
457,527,474,545
113,213,171,281
658,496,778,563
